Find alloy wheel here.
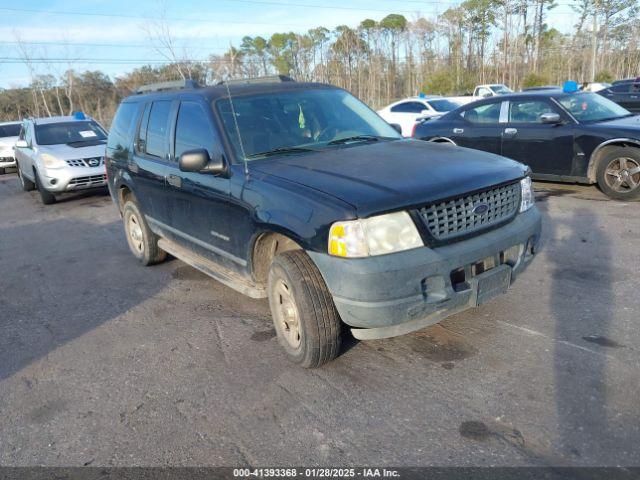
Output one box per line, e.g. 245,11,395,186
604,157,640,193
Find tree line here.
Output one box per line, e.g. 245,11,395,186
1,0,638,127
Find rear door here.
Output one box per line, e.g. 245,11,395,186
453,100,504,154
163,99,247,272
500,98,574,175
131,100,173,226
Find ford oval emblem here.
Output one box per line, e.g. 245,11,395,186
472,203,489,215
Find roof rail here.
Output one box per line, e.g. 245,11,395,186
135,79,200,94
217,75,295,86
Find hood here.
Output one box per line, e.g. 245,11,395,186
0,136,18,148
37,142,106,160
591,115,640,131
252,139,527,217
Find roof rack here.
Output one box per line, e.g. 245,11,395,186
135,79,200,94
217,75,295,86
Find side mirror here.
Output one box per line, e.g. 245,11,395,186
15,139,28,148
390,123,403,134
179,148,225,175
540,112,562,124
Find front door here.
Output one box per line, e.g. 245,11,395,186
163,99,247,273
500,98,575,176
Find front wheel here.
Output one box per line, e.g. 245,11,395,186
17,163,35,191
34,170,56,205
267,250,342,368
596,147,640,201
122,199,167,265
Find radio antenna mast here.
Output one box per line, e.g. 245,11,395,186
224,79,249,176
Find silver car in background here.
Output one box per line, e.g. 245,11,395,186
0,121,21,174
14,114,108,204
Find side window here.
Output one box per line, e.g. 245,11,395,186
461,102,501,124
508,100,557,123
610,83,630,93
175,101,216,159
632,83,640,93
19,125,25,140
478,87,492,97
107,102,139,154
144,101,172,158
391,102,425,113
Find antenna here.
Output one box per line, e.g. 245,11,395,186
224,79,249,176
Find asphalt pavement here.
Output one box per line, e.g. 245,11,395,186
0,172,639,467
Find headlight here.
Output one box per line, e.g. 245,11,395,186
328,211,423,258
520,176,534,212
40,153,66,169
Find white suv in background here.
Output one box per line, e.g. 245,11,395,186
14,113,108,204
377,96,466,136
0,121,21,174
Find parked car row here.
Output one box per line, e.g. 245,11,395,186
412,85,640,200
6,74,637,369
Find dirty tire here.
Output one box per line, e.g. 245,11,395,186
17,163,35,191
0,167,5,175
122,199,167,266
34,170,56,205
268,250,342,368
596,146,640,201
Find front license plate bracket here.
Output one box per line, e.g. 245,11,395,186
470,264,512,306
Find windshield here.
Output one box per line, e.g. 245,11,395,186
0,123,21,138
490,85,513,94
427,99,461,112
35,121,107,146
558,93,631,122
216,88,400,160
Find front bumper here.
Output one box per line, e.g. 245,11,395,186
308,207,541,340
41,166,107,193
0,157,16,168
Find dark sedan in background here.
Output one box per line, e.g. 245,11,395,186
412,90,640,200
598,78,640,113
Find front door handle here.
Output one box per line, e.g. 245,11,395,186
504,128,518,136
166,174,182,188
453,128,464,134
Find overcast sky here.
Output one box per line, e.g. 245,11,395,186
0,0,579,88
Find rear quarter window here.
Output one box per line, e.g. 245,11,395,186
107,102,139,156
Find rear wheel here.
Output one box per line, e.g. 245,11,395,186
34,170,56,205
268,250,342,368
122,199,167,265
596,147,640,201
0,167,5,175
17,163,35,191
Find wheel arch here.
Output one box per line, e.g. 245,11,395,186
428,136,457,146
587,138,640,182
250,229,304,285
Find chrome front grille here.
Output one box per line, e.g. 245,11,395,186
68,174,107,189
65,157,104,167
419,182,521,242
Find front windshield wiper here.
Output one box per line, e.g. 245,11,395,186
327,135,389,146
245,146,317,159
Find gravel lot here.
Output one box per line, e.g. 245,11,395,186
0,171,639,467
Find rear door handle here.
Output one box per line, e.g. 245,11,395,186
166,174,182,188
504,128,518,136
453,128,464,134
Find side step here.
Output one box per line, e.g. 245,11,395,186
158,238,267,299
